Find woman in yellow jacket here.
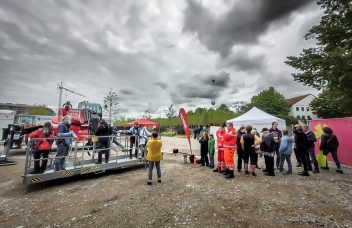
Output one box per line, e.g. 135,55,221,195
146,132,162,185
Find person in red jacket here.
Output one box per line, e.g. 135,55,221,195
213,123,226,173
223,122,237,179
28,122,55,174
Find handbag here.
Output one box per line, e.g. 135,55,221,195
316,151,327,168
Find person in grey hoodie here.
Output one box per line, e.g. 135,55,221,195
279,129,293,174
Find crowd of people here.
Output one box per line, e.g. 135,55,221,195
197,121,343,178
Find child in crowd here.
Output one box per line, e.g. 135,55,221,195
208,134,215,168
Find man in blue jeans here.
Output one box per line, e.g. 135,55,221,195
279,129,293,174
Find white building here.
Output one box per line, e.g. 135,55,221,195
0,110,15,140
287,94,318,121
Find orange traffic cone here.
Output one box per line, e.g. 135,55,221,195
194,157,198,167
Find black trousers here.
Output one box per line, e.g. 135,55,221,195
237,146,244,171
129,136,139,158
294,148,302,164
98,141,110,163
274,143,280,167
296,148,309,172
200,149,209,166
33,150,50,173
264,154,275,175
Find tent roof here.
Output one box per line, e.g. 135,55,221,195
125,119,160,127
227,107,285,124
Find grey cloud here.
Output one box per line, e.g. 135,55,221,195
183,0,311,57
218,51,266,72
154,82,168,89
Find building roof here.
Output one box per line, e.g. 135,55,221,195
287,94,312,106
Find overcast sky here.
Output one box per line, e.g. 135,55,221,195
0,0,322,118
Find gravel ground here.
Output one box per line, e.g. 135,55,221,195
0,137,351,228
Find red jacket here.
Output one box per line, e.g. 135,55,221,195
223,127,237,148
216,128,226,148
29,130,54,151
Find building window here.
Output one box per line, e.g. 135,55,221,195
307,107,310,111
301,107,304,111
297,115,300,119
302,115,306,119
307,116,311,120
296,107,299,111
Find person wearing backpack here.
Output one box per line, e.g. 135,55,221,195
261,128,276,176
29,122,55,174
320,127,343,174
95,119,113,164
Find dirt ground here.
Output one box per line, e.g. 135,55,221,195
0,137,352,228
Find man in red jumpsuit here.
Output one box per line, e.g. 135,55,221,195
223,122,237,179
213,123,226,173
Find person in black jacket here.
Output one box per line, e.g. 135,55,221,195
320,127,343,174
261,128,276,176
303,125,319,173
95,119,112,164
236,126,246,172
293,124,310,176
199,132,209,166
269,122,282,170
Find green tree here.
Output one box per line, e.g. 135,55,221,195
27,105,50,115
143,109,152,120
249,87,290,119
104,89,119,124
285,0,352,117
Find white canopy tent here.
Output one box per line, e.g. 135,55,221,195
226,107,286,132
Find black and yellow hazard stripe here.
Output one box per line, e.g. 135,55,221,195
81,167,91,174
62,171,72,177
30,177,43,183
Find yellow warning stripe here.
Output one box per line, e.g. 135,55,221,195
81,167,91,174
62,171,72,177
30,177,42,183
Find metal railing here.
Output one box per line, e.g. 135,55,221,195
23,133,149,181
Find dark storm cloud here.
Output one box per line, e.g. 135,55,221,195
183,0,311,57
171,71,233,104
218,51,266,72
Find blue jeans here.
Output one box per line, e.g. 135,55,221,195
280,154,292,172
148,161,161,182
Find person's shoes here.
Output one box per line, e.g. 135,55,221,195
298,172,309,176
279,169,284,173
225,170,235,179
223,169,229,176
336,169,343,174
237,169,242,173
296,163,302,167
200,164,205,166
276,166,280,170
147,181,152,185
213,169,219,172
95,162,102,164
245,170,249,176
264,173,275,176
262,169,268,172
284,171,292,175
321,167,329,170
30,170,39,174
252,172,257,177
313,169,320,174
158,179,161,183
308,168,313,171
